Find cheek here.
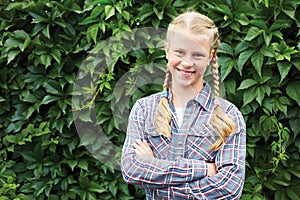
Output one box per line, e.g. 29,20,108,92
195,61,209,73
167,55,181,67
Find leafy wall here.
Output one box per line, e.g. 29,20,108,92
0,0,300,199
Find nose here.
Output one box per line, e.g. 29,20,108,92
180,56,194,67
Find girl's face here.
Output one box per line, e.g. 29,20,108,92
165,30,214,93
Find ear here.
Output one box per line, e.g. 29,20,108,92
164,43,169,60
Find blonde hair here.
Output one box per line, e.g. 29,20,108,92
154,11,235,150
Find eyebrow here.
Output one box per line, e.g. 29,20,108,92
172,48,206,55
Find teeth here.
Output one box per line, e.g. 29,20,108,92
179,69,194,74
181,71,191,75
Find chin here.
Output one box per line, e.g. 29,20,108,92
177,81,194,89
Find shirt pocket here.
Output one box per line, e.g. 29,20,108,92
185,124,217,161
144,126,170,159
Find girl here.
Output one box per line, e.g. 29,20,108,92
121,11,246,199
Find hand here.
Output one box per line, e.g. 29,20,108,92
133,140,154,157
207,162,217,176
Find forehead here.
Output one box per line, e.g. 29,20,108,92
167,30,211,51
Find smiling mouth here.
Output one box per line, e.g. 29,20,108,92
177,68,196,76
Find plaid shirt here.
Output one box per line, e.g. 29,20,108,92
121,83,246,199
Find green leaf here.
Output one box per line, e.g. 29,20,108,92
242,87,257,106
272,30,283,40
264,181,277,191
282,7,296,20
251,51,264,77
115,2,123,14
153,6,164,20
79,16,99,25
41,54,52,68
91,0,112,6
211,3,232,17
151,19,160,28
290,118,300,139
50,49,61,64
277,62,292,84
79,129,98,147
23,94,41,103
219,57,235,81
42,24,51,39
275,189,289,200
272,178,290,187
235,42,249,54
41,95,62,105
78,160,89,171
263,32,272,46
32,181,47,196
7,50,20,64
255,86,265,105
3,135,18,145
237,49,255,74
76,109,93,122
13,29,30,40
88,182,106,193
245,27,263,41
19,151,39,162
286,82,300,106
238,79,257,90
219,43,234,55
121,10,131,22
66,160,77,171
286,188,300,200
87,24,99,44
105,5,115,20
43,80,64,96
260,45,275,57
21,37,31,52
292,58,300,71
246,146,255,158
5,37,21,49
224,79,236,94
272,41,298,62
4,2,26,10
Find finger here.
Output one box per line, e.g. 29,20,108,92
136,140,151,152
134,142,154,156
133,142,148,155
134,147,144,155
134,139,154,156
133,142,144,152
142,140,153,152
135,146,150,156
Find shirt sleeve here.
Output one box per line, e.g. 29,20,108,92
121,99,208,188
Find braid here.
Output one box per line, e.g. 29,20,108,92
163,68,170,91
154,69,171,138
211,54,220,98
210,44,236,151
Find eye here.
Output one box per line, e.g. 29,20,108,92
193,53,204,59
174,50,184,56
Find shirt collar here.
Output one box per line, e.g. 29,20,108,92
194,83,214,111
166,83,214,111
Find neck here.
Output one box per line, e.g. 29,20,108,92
171,83,203,108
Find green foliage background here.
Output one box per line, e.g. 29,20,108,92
1,0,300,199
